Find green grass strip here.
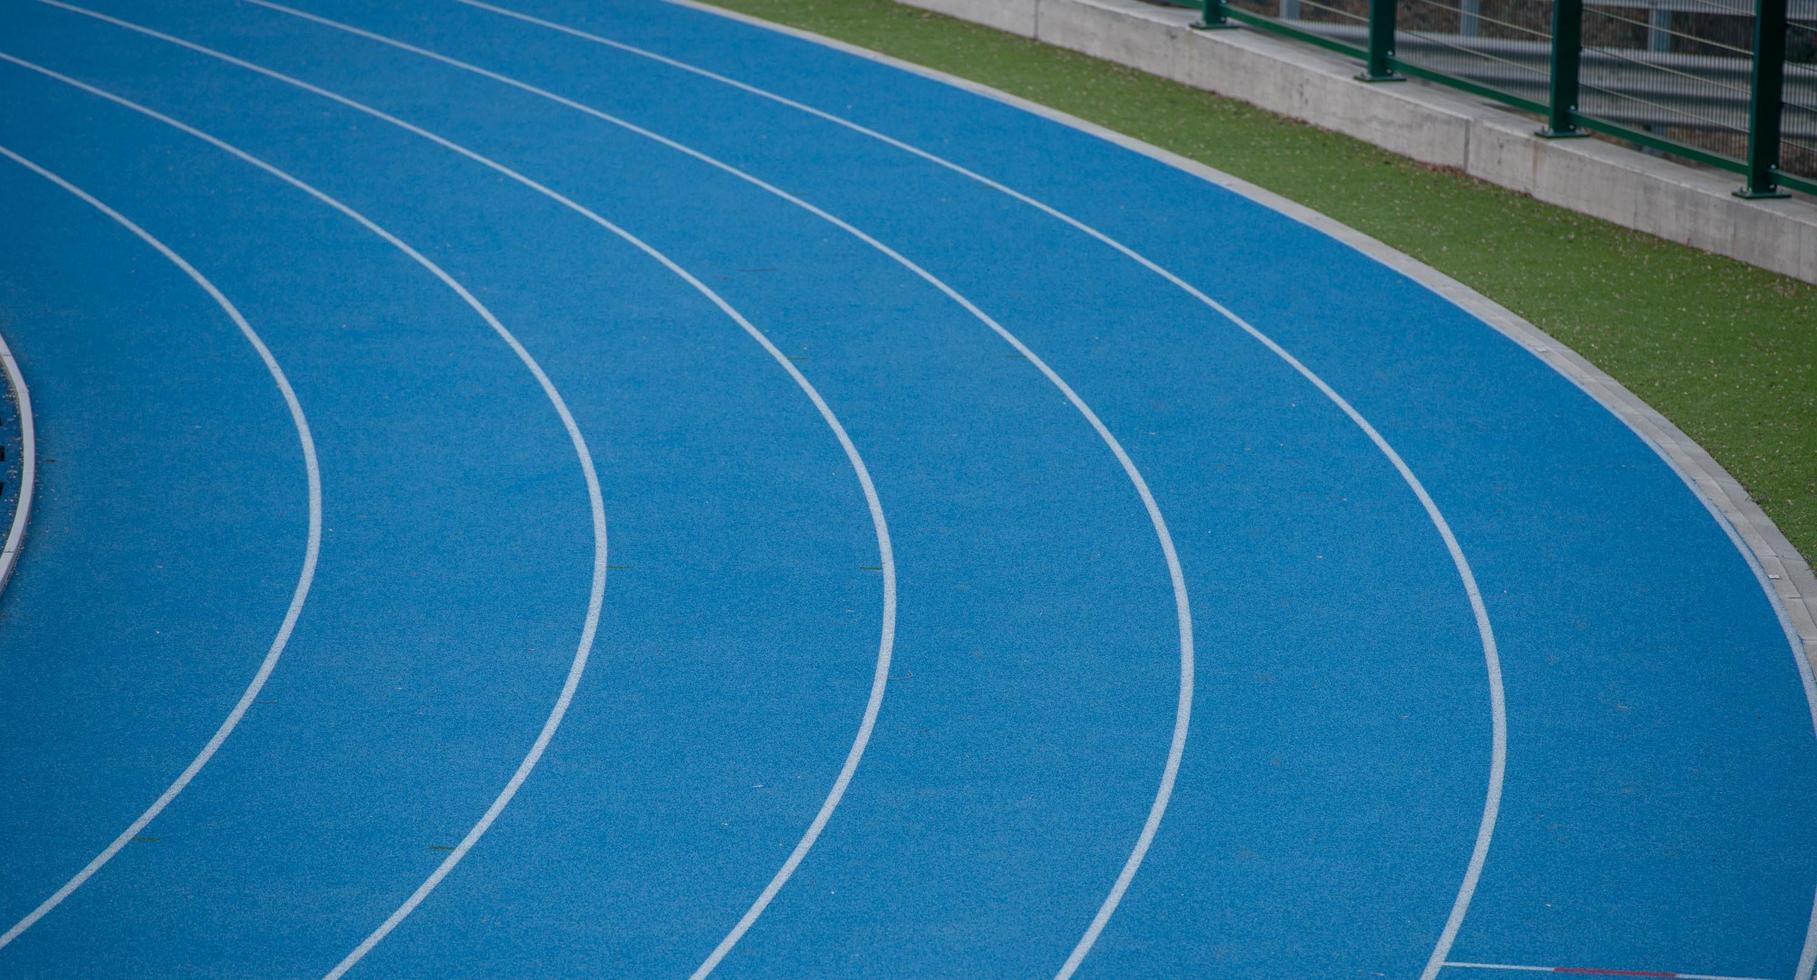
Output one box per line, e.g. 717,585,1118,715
701,0,1817,563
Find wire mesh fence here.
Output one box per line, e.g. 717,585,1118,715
1394,0,1553,106
1180,0,1817,193
1789,17,1817,171
1226,0,1367,29
1576,0,1753,167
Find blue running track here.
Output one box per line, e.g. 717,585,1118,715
0,1,1813,976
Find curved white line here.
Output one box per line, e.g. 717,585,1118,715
491,4,1817,974
624,6,1817,975
0,142,322,950
1621,391,1817,980
385,4,1504,975
687,365,895,979
0,50,610,973
221,4,1197,972
17,7,899,973
0,284,36,597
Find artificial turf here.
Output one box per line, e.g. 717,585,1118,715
701,0,1817,565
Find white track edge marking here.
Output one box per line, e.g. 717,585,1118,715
515,1,1817,973
0,139,322,952
0,40,612,976
230,3,1196,974
451,4,1503,976
17,5,897,974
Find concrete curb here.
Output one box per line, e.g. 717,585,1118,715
677,0,1817,710
0,327,33,601
901,0,1817,284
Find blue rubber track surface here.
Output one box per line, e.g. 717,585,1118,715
0,1,1811,976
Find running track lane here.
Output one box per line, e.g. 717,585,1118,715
0,145,316,957
208,0,1817,974
400,2,1817,974
6,7,1196,973
0,141,323,951
0,7,893,974
1,0,1814,976
0,54,609,973
10,3,1489,974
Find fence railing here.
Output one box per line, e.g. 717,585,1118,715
1176,0,1817,195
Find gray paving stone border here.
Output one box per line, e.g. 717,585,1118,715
900,0,1817,284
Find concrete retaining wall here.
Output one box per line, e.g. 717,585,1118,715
900,0,1817,283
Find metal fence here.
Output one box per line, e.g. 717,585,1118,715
1179,0,1817,195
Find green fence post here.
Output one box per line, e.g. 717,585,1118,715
1357,0,1405,80
1738,0,1790,197
1538,0,1587,136
1195,0,1236,30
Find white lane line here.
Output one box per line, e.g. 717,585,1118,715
0,141,322,950
637,4,1817,977
423,4,1506,976
231,4,1197,972
1443,960,1774,980
0,47,610,974
0,285,35,598
526,3,1817,974
22,4,898,973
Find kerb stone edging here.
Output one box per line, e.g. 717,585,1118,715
679,0,1817,704
902,0,1817,285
